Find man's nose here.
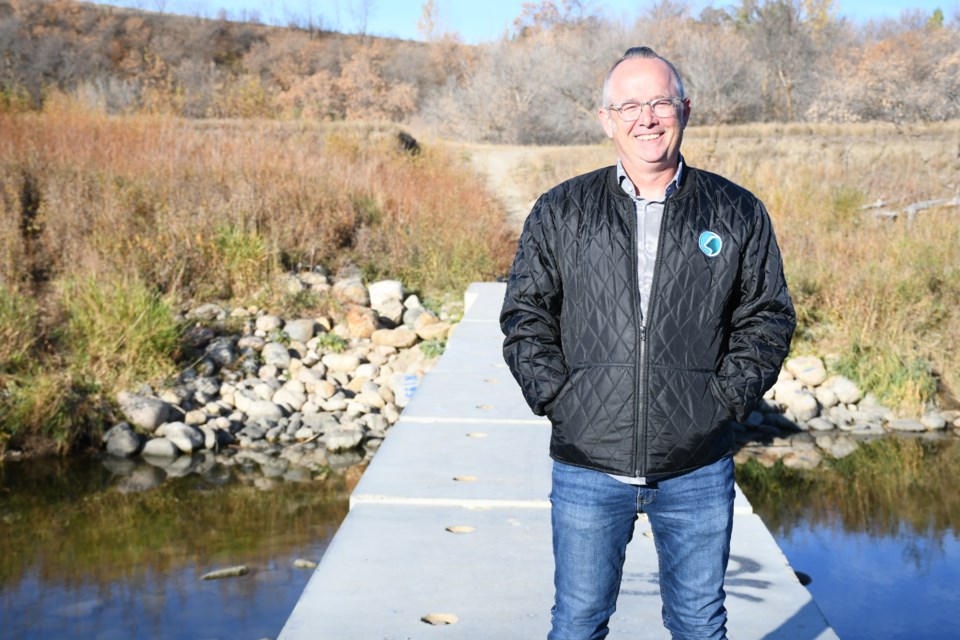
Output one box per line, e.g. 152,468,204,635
635,103,656,126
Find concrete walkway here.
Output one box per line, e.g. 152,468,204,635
278,283,838,640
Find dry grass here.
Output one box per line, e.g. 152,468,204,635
0,103,513,451
513,122,960,413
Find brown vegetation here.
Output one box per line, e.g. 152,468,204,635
1,1,958,143
0,104,513,452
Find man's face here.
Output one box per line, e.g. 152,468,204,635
598,57,690,176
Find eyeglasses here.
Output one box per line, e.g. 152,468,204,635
605,98,683,121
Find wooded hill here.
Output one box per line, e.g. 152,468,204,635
1,0,958,143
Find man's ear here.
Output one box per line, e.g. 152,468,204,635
598,108,615,139
680,99,691,128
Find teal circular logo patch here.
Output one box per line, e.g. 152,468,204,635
699,231,722,257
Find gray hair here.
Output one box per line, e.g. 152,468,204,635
601,46,686,107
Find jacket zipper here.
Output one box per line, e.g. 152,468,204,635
627,200,643,478
637,197,673,477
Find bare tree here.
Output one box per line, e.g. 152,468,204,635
349,0,376,40
734,0,826,121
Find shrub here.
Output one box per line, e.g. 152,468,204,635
59,275,181,392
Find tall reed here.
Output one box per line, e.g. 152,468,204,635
0,103,513,452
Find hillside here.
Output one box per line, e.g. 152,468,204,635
1,0,959,143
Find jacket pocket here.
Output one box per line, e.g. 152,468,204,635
708,374,736,422
544,367,581,418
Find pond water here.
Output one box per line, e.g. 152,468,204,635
738,436,960,640
2,437,958,639
772,521,960,640
0,454,351,640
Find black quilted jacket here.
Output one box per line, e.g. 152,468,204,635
500,164,796,479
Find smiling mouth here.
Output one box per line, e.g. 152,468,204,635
636,133,662,141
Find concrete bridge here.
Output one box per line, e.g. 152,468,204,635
279,282,838,639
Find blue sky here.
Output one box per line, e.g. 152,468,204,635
102,1,957,42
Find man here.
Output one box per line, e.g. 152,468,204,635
500,47,796,639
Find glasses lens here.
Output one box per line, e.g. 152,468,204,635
652,100,677,118
619,103,641,120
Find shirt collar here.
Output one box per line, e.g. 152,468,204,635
617,156,684,201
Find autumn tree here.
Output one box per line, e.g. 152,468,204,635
733,0,836,121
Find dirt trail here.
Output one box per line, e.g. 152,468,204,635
462,144,545,235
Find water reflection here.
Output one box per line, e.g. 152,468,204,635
0,454,352,639
738,437,960,640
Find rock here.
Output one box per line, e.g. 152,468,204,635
325,426,364,452
141,437,180,458
104,423,144,457
184,409,208,426
201,565,249,580
256,314,283,333
302,412,339,432
355,391,386,410
189,303,226,321
375,298,405,325
887,418,926,433
237,335,266,351
785,356,828,387
921,412,948,431
299,271,329,289
771,378,804,402
294,427,317,440
285,319,317,343
261,342,292,370
156,422,205,453
183,325,215,349
205,337,236,369
416,322,452,342
368,280,404,309
282,273,306,295
273,386,307,412
814,386,839,409
403,306,430,328
822,375,863,404
827,404,856,427
847,422,885,436
116,392,171,433
345,304,378,339
293,559,318,569
199,425,229,450
372,328,419,349
322,353,361,373
777,387,820,422
243,400,285,421
238,423,268,441
332,278,369,306
806,417,836,432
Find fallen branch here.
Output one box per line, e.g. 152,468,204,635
869,196,960,220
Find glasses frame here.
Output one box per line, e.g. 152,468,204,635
605,97,685,122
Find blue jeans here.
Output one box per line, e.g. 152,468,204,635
548,457,734,640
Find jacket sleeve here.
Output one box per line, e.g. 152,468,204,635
500,194,568,416
714,200,796,422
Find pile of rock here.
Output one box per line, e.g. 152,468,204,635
734,355,960,469
102,272,455,485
